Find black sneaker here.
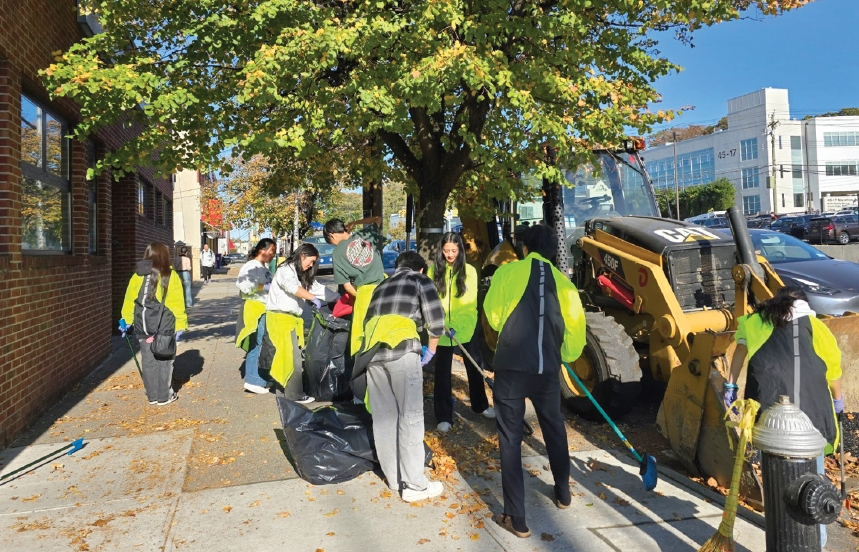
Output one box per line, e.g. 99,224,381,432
157,391,178,406
295,395,315,405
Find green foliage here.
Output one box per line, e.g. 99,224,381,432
803,107,859,120
655,178,736,219
49,1,810,230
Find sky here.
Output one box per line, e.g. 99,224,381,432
647,0,858,132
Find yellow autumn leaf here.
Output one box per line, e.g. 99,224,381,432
324,508,339,517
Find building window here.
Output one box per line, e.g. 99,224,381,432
825,162,859,176
743,195,761,215
155,191,164,225
740,138,758,161
790,136,802,151
823,132,859,147
20,95,71,251
645,147,715,190
741,168,759,189
137,179,145,215
87,141,98,253
146,184,155,219
794,193,804,208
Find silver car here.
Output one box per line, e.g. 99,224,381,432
749,229,859,315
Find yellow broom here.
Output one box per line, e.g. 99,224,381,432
697,398,761,552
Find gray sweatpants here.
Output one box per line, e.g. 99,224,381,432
138,338,175,403
367,352,428,491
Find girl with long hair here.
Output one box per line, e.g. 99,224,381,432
121,242,188,405
725,285,843,547
428,232,493,432
264,243,339,402
235,238,277,394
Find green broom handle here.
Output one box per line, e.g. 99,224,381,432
563,362,644,464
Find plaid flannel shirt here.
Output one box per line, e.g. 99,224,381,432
364,267,446,363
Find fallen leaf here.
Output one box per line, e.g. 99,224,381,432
417,538,430,544
541,533,555,541
469,533,480,540
613,497,631,507
326,532,335,536
249,500,261,508
51,463,64,471
598,492,607,500
336,490,346,495
91,519,110,527
324,508,339,517
22,495,41,502
445,512,455,519
585,503,594,507
223,506,232,513
277,512,291,518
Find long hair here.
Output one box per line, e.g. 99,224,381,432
288,243,319,290
142,242,172,300
249,238,276,261
432,232,467,299
754,285,809,329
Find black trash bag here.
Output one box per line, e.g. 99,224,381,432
303,307,354,402
277,397,377,485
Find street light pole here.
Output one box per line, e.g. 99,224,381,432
673,131,680,219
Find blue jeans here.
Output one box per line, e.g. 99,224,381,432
245,313,268,387
179,271,192,307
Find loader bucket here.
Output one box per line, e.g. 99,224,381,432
819,311,859,412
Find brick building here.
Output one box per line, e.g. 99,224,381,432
0,1,173,446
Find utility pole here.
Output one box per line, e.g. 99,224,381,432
767,112,779,214
672,131,680,219
802,120,812,213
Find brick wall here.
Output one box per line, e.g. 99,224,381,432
0,1,174,447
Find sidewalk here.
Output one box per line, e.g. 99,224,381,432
0,272,767,551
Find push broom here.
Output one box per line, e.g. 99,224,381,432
562,362,658,491
697,398,760,552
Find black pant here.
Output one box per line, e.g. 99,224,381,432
433,343,489,424
201,266,212,281
494,369,569,520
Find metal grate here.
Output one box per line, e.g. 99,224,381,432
667,245,736,311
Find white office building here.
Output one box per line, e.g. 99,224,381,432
644,88,859,215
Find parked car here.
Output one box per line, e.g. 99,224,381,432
315,243,335,273
769,216,794,234
221,252,247,266
805,217,835,244
383,240,418,254
745,216,771,229
382,249,399,276
835,208,858,217
806,215,859,245
699,216,729,229
302,235,328,246
748,229,859,315
787,214,816,240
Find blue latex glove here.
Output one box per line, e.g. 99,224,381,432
446,328,456,340
175,330,184,342
834,394,845,415
311,298,323,309
118,318,130,337
723,383,738,409
420,349,435,368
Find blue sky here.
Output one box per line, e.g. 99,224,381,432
648,0,857,131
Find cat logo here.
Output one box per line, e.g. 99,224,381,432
654,228,723,244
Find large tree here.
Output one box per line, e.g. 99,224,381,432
47,1,809,246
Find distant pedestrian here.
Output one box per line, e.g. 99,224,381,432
354,251,445,501
120,242,188,405
200,243,215,283
264,243,339,403
235,238,276,394
427,232,493,433
175,246,193,308
483,225,586,538
324,216,385,355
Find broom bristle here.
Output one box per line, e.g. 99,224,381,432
697,532,734,552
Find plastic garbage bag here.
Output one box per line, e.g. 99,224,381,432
303,307,354,402
277,398,434,486
277,397,376,485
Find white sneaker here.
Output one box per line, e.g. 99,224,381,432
481,407,496,419
295,395,315,404
243,382,269,394
437,422,451,433
156,391,178,405
402,481,443,503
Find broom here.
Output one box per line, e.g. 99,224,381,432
697,398,761,552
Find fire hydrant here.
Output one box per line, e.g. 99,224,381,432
752,395,842,551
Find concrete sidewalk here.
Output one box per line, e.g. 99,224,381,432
0,273,766,551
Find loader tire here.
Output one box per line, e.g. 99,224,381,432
560,312,641,421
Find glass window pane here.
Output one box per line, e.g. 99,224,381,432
44,112,67,178
21,96,42,169
21,177,71,251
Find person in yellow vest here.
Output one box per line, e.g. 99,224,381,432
323,216,385,355
725,285,844,548
427,232,493,433
353,251,446,502
264,243,339,403
235,238,276,393
483,225,586,538
120,242,188,405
